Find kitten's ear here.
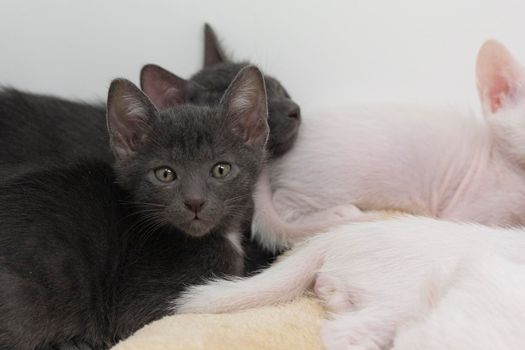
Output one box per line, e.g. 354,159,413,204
140,64,188,109
204,23,227,67
219,65,269,149
107,79,159,159
476,40,525,113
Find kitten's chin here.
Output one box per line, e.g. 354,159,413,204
180,219,215,238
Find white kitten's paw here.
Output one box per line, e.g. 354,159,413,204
321,319,381,350
314,274,353,312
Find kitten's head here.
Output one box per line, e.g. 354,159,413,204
107,66,269,237
476,40,525,167
140,23,300,158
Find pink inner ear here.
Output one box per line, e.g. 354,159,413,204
487,75,509,113
159,87,185,108
143,82,184,110
141,66,187,110
143,80,181,109
477,40,525,113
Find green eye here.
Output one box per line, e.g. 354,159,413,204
211,163,231,178
154,167,176,183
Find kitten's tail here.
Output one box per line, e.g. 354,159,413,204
174,237,325,314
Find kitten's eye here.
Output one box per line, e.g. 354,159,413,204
154,167,176,183
211,163,231,178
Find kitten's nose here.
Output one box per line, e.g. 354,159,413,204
287,103,301,120
184,198,207,214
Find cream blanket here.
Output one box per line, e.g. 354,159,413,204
112,297,326,350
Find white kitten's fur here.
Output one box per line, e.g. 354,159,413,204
176,216,525,349
393,253,525,350
252,40,525,251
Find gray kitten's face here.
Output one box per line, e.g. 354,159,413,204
119,107,262,237
108,67,268,237
189,62,301,157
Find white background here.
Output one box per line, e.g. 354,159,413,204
0,0,524,113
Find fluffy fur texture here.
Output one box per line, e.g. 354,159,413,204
176,216,525,350
251,39,525,251
0,66,269,349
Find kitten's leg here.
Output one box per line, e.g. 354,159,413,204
252,174,383,251
253,168,381,252
272,188,378,227
321,307,402,350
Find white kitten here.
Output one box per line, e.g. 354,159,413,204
253,40,525,251
175,216,525,349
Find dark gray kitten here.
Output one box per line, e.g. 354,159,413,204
0,66,268,349
140,23,301,158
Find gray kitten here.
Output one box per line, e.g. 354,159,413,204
0,66,269,349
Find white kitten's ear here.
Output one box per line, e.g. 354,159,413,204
107,79,159,159
204,23,227,67
476,40,525,113
219,65,269,149
140,64,188,109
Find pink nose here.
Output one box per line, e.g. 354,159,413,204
184,198,206,214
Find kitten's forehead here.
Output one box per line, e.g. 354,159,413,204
151,105,236,161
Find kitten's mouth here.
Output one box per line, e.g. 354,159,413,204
191,213,206,223
185,217,213,237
